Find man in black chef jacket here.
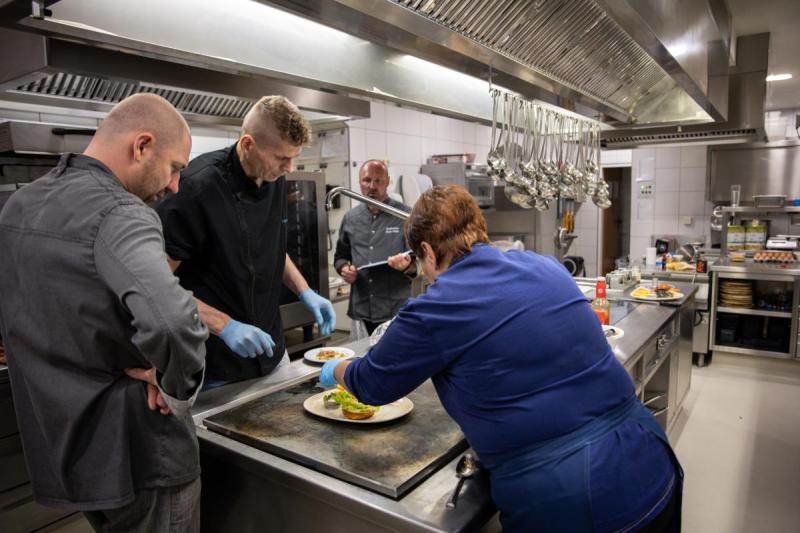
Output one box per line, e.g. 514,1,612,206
0,94,208,531
157,95,336,389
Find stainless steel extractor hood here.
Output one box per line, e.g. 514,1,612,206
0,25,370,127
1,0,731,127
602,33,769,147
261,0,730,126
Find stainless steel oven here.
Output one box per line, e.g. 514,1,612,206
279,171,329,336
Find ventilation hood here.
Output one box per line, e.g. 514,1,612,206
1,0,734,128
601,32,770,147
0,26,370,127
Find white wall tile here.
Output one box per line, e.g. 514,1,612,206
630,237,652,262
679,191,705,216
386,132,405,165
679,167,706,192
580,228,598,246
402,109,423,137
365,130,387,159
476,124,492,146
474,144,489,165
384,104,405,134
655,167,680,192
364,101,386,131
348,126,366,164
653,216,679,235
655,146,681,168
680,145,706,168
654,192,679,216
190,134,230,154
420,112,437,138
677,217,706,238
403,135,423,166
458,121,473,144
631,219,655,237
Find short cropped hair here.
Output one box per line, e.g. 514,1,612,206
405,185,489,268
242,95,311,147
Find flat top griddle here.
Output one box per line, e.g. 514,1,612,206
203,379,466,499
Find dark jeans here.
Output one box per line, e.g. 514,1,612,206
83,477,200,533
363,320,382,335
639,483,681,532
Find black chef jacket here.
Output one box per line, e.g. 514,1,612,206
157,144,287,382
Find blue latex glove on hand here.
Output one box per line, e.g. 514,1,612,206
219,319,275,359
299,289,336,336
320,359,341,388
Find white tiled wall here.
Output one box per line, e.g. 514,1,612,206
629,145,712,263
347,100,491,194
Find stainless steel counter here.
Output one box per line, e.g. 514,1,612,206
711,258,800,277
192,288,696,532
193,339,495,533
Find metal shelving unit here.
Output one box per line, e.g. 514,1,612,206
716,306,793,318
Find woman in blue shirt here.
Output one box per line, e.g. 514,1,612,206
321,185,682,532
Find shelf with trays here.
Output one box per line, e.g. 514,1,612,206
710,343,793,360
719,206,800,214
715,306,792,318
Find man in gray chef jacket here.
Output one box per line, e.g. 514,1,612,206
334,160,416,338
0,94,208,532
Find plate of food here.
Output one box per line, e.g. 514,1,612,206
630,283,684,301
303,385,413,424
602,325,625,351
303,347,356,364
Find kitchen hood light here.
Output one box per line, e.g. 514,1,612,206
766,73,792,81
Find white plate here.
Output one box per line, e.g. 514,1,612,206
303,390,414,424
602,325,624,350
303,347,356,364
630,285,683,302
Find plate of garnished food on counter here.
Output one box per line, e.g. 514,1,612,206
303,385,413,424
630,283,684,301
303,347,356,364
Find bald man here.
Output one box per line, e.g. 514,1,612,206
334,160,416,338
157,95,335,389
0,93,208,532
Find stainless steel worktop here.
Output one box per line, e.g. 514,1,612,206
191,286,696,532
192,339,495,533
711,258,800,277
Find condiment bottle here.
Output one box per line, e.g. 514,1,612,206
591,277,610,325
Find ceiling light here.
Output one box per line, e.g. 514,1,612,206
766,73,792,82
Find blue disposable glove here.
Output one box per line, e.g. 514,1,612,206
219,319,275,359
320,359,341,388
299,288,336,336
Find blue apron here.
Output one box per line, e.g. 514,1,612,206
479,396,683,532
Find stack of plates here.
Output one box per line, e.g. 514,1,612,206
719,280,753,308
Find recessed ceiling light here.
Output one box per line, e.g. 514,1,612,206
766,73,792,82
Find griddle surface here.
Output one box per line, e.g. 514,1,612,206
204,379,466,498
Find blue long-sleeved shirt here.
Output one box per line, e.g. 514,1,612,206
344,243,635,455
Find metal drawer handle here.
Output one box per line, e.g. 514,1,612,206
656,334,669,350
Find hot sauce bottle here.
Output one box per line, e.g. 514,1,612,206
592,277,610,325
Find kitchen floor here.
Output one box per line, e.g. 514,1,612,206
672,353,800,533
46,353,800,533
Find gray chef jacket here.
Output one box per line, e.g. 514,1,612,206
334,199,412,322
0,154,208,510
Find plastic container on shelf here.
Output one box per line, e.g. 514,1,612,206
726,224,745,251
